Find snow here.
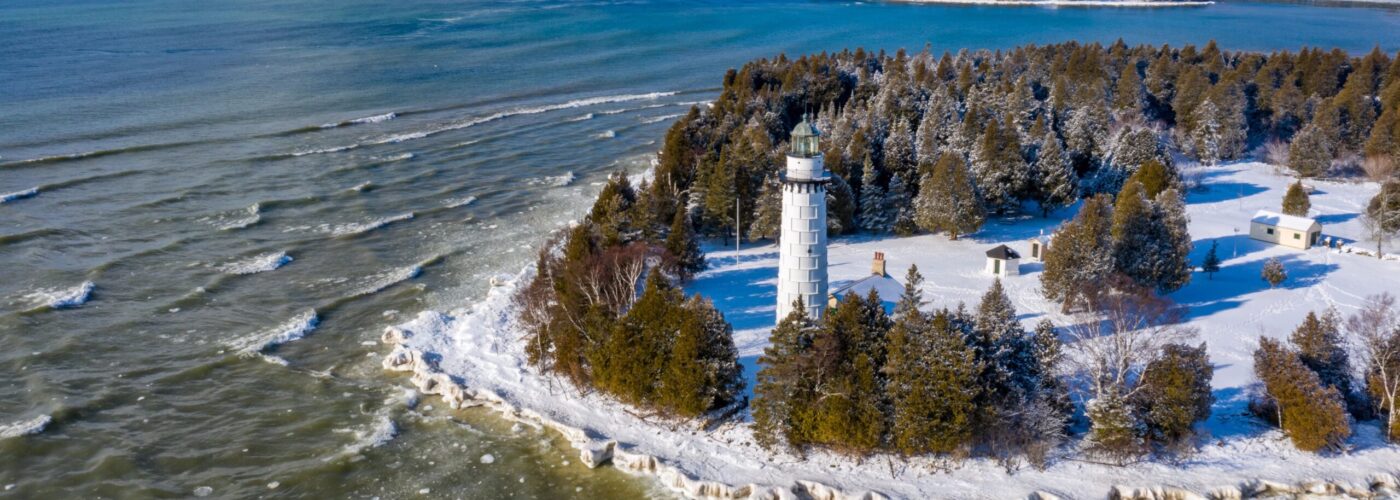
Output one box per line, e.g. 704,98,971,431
382,162,1400,499
1251,209,1318,232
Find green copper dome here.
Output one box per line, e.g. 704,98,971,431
789,114,820,158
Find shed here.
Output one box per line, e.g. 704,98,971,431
985,245,1020,277
1249,210,1322,250
1027,231,1052,262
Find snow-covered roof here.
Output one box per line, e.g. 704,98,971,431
985,244,1020,260
1250,210,1319,232
829,274,904,302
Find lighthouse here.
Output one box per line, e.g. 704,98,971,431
775,115,829,323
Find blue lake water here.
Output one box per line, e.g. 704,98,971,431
2,0,1399,497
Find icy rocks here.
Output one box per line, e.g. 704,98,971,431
480,453,495,464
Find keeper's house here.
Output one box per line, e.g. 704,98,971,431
1249,210,1322,250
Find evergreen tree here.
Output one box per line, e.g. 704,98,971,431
1135,343,1214,451
1282,180,1311,217
747,173,783,242
886,308,980,456
1041,194,1115,312
1065,101,1111,170
1032,319,1073,421
1262,257,1288,288
972,119,1029,213
915,154,986,240
1289,124,1334,178
1085,394,1143,464
827,174,857,235
752,299,820,450
592,273,684,406
1104,128,1170,193
665,204,705,278
1190,99,1225,165
884,119,917,184
887,174,918,236
1114,62,1145,115
858,156,890,233
702,150,738,239
659,296,744,418
1201,240,1222,279
1290,309,1353,400
1153,189,1196,293
1253,337,1352,452
1126,159,1174,200
1036,132,1078,218
589,172,638,246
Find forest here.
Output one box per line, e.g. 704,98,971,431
513,41,1400,463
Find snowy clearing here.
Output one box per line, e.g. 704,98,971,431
383,162,1400,499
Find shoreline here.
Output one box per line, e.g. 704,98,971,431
379,263,1400,499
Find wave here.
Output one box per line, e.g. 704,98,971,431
364,91,677,146
352,265,422,297
230,309,319,355
641,113,686,124
210,203,261,231
349,182,373,193
24,281,95,310
326,212,415,237
218,251,292,275
0,414,52,439
377,152,414,163
0,141,202,169
290,143,361,157
599,102,670,115
1,187,39,204
596,130,617,139
567,113,595,122
528,172,575,187
332,414,397,459
321,112,397,129
442,195,477,208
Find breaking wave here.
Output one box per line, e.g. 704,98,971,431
1,187,39,204
24,281,95,310
442,195,477,208
364,91,677,146
568,113,595,122
325,212,415,237
331,414,397,459
0,415,52,439
290,144,360,157
642,113,686,124
210,203,261,231
321,112,397,129
352,265,422,297
218,251,292,275
527,172,575,187
230,309,319,355
596,130,617,139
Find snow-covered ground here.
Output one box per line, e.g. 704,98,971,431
382,162,1400,499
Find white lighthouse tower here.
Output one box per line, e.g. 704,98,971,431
776,115,829,323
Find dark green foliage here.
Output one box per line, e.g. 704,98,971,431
915,154,985,240
1135,343,1214,451
1201,240,1222,279
1290,310,1353,401
1289,125,1333,178
1086,394,1143,464
1253,337,1352,453
1282,180,1311,217
1127,159,1175,200
747,174,783,242
665,204,705,278
1041,195,1115,312
887,307,981,456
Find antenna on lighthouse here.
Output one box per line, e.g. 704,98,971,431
735,198,741,265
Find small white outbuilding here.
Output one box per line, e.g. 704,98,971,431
985,245,1020,277
1249,210,1322,250
1027,232,1051,262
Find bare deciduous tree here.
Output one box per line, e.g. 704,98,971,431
1349,293,1400,443
1363,155,1396,183
1065,277,1196,403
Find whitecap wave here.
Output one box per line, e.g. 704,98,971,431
25,281,94,309
528,172,575,187
442,195,477,208
214,203,261,231
290,144,360,157
596,130,616,139
567,113,595,122
0,415,51,439
642,113,686,124
327,212,415,237
219,251,292,275
321,112,397,128
1,187,39,204
378,152,414,163
600,102,669,115
349,182,372,192
230,309,319,355
353,265,422,297
366,91,677,145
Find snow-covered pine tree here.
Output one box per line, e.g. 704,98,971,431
858,156,890,233
665,202,706,278
1253,337,1352,453
971,119,1029,214
887,307,980,457
916,87,960,167
915,154,986,240
887,173,918,236
1289,124,1334,178
1085,393,1144,464
827,174,857,235
1190,98,1225,165
1113,62,1145,117
1041,194,1115,312
1065,101,1111,171
1100,127,1171,195
659,295,744,418
747,173,783,242
1262,257,1288,288
752,298,821,450
1282,180,1311,217
1035,131,1077,218
884,118,917,186
1152,189,1195,293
